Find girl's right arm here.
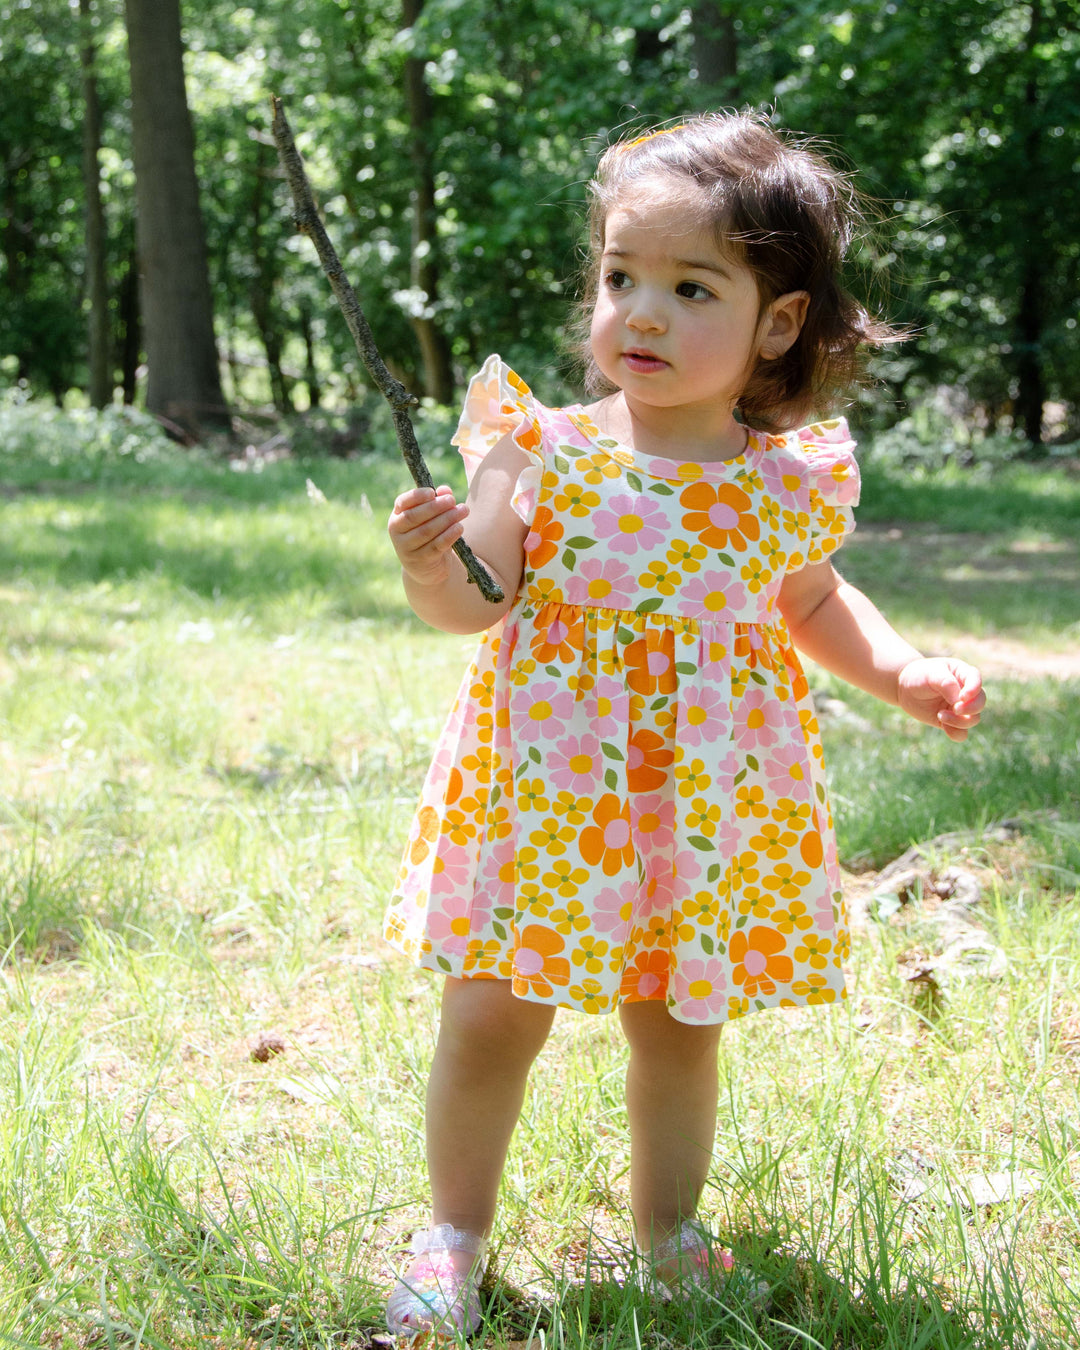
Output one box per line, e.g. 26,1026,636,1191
387,431,531,634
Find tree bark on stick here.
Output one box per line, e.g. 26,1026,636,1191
269,96,503,604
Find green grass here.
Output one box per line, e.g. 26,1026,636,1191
0,406,1078,1348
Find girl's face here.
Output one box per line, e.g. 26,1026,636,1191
590,179,790,422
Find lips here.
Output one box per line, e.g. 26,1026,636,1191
622,349,668,374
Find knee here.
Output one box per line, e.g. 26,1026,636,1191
622,1005,723,1079
437,979,553,1069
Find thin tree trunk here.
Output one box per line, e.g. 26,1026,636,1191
124,0,228,439
402,0,454,404
691,2,738,92
79,0,111,408
299,299,321,409
117,235,140,404
250,134,292,414
1015,0,1046,449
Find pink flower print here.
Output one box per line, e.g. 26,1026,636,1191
757,452,798,499
671,845,705,891
678,686,732,747
426,894,473,956
592,493,668,556
564,557,637,609
733,688,786,751
549,733,602,793
682,570,748,620
513,680,576,744
763,742,811,797
592,882,635,938
670,957,728,1021
590,673,630,740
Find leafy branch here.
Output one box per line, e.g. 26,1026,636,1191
269,96,504,604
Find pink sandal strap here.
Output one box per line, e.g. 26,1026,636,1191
386,1224,487,1342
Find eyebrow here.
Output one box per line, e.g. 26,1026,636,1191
602,247,733,280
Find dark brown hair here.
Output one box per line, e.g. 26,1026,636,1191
576,111,902,432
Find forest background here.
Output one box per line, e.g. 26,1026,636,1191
2,0,1078,453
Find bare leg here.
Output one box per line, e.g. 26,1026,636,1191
619,1000,724,1248
427,976,556,1233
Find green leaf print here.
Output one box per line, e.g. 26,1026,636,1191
561,549,577,570
437,956,452,972
546,665,562,677
733,768,747,786
553,454,570,473
617,627,636,645
636,596,664,614
717,553,735,568
675,662,696,675
650,696,668,711
493,922,507,940
601,741,625,761
494,907,514,920
529,746,542,764
750,670,767,686
650,482,674,496
626,471,643,493
687,836,714,852
605,768,619,791
707,864,722,883
701,933,714,955
564,536,597,549
745,754,760,772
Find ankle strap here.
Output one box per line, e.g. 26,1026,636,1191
409,1223,488,1258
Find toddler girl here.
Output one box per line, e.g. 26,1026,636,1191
382,111,984,1341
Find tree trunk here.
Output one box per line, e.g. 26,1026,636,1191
117,234,141,405
123,0,228,439
79,0,111,408
402,0,454,404
299,299,321,410
691,3,738,93
250,133,292,415
1015,0,1045,449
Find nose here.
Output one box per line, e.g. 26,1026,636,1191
625,287,667,334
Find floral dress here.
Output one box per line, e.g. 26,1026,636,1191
384,355,860,1025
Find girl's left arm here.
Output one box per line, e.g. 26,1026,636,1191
777,562,985,742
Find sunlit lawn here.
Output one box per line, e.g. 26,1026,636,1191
1,407,1078,1347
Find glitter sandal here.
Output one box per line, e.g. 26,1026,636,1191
385,1224,488,1343
646,1219,769,1307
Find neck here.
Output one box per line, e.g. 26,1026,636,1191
589,392,748,463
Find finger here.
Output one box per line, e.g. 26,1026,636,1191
395,502,469,551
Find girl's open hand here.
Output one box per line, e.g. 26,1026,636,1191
388,484,469,587
897,657,985,742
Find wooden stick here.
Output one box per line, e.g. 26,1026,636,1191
269,96,504,604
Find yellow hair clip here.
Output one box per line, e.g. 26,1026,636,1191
618,123,687,152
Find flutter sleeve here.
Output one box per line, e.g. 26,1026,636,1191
451,354,545,524
795,417,860,566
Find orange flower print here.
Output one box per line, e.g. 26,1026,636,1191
530,607,584,664
579,794,635,876
620,949,670,1002
680,480,760,552
729,926,793,998
626,727,674,793
408,805,441,865
624,629,677,697
512,924,570,998
523,503,563,568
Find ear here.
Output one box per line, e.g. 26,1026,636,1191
758,291,809,360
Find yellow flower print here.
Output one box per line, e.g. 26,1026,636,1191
761,533,787,570
513,846,541,883
550,899,590,934
794,933,832,969
669,910,696,943
798,707,820,740
728,851,760,890
667,538,707,572
571,935,609,973
683,891,720,925
442,810,477,846
463,937,503,973
553,483,601,517
461,743,494,783
639,560,683,595
581,454,623,485
551,791,590,825
748,822,798,860
469,670,497,707
675,757,711,798
772,799,812,832
737,886,774,919
529,577,564,607
641,914,670,948
486,803,513,841
759,497,781,530
687,797,722,837
782,508,805,536
763,863,812,899
518,778,550,811
519,884,553,918
740,559,772,594
569,978,609,1013
773,900,814,934
543,858,590,897
792,973,836,1003
717,908,732,942
727,995,750,1020
834,926,851,963
730,667,752,699
735,785,769,819
529,817,577,855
